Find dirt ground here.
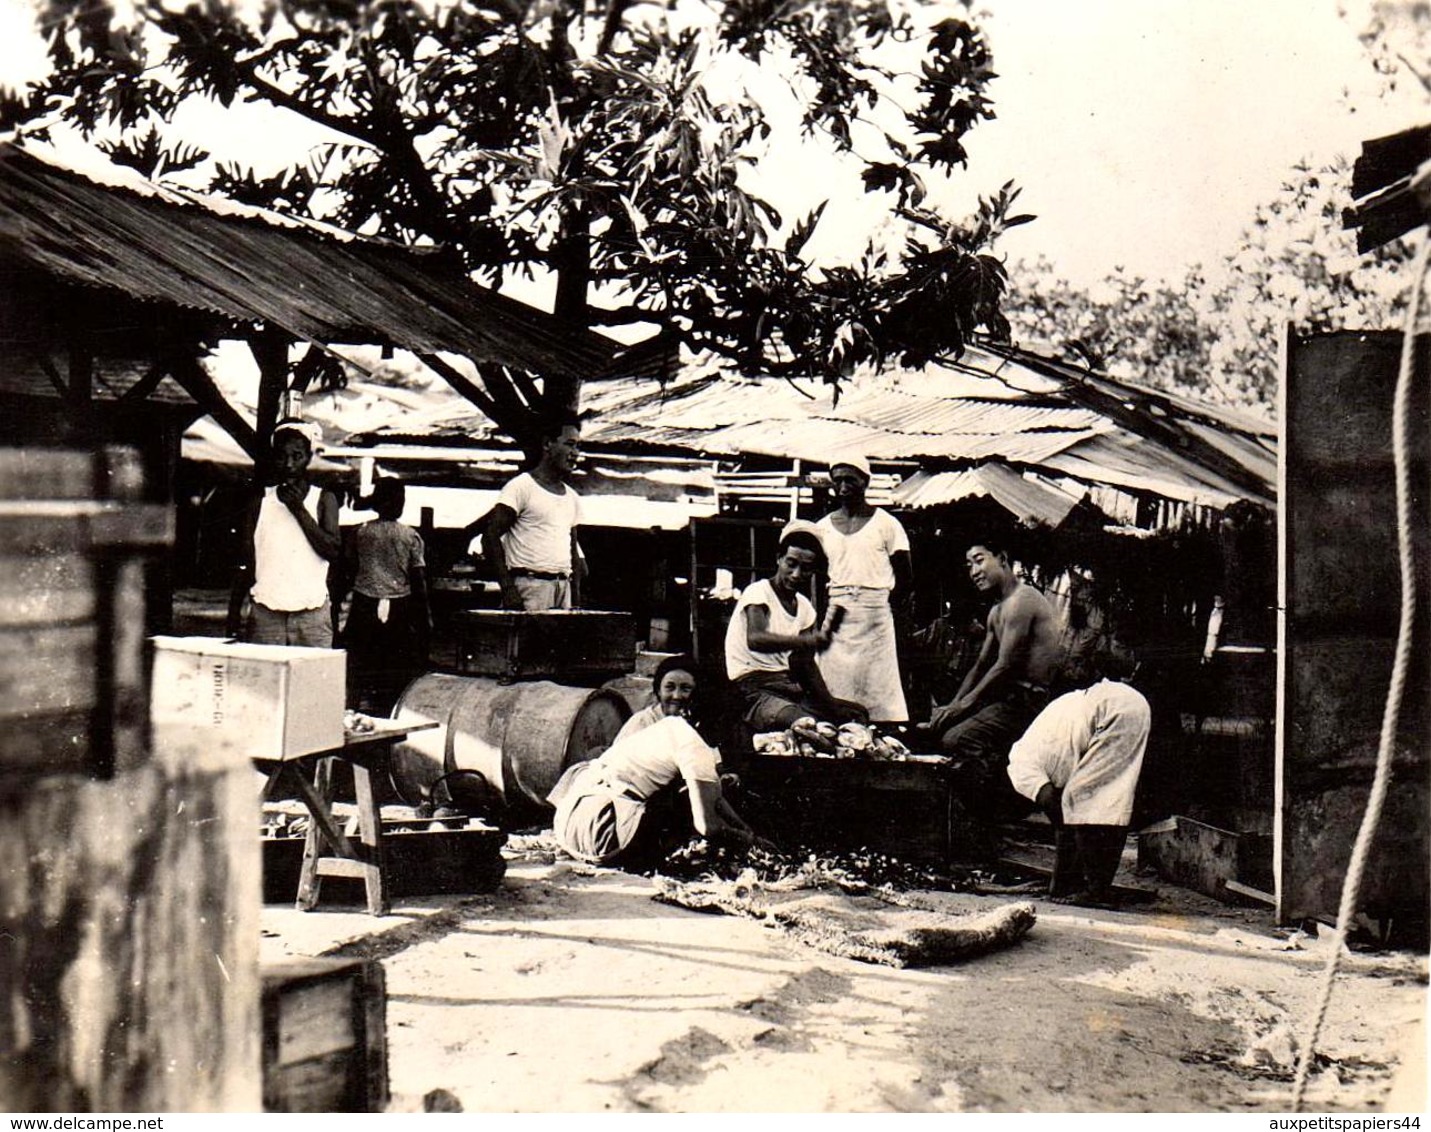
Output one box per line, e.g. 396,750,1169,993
260,837,1428,1114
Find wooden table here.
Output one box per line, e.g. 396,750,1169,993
257,720,438,916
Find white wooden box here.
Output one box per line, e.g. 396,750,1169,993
151,637,345,761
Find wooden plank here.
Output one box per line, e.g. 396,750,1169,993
1280,332,1431,925
314,857,371,879
3,737,262,1110
260,958,387,1112
352,761,389,916
0,624,97,716
0,710,97,779
0,449,96,500
1224,879,1275,906
0,550,94,625
116,360,169,407
89,504,175,548
275,980,356,1065
266,1052,355,1112
167,355,263,462
359,960,389,1111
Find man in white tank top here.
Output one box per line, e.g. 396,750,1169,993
227,421,341,647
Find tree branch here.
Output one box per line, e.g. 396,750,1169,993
417,352,531,440
597,0,634,55
240,67,385,150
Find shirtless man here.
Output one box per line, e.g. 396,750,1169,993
930,541,1062,775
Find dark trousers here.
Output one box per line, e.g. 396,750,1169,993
1051,825,1128,897
341,592,425,713
939,685,1048,820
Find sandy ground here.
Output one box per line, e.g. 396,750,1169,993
260,841,1428,1114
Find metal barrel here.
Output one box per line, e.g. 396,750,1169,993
392,674,630,812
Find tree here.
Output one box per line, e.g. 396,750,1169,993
998,259,1220,401
1003,155,1413,413
7,0,1028,442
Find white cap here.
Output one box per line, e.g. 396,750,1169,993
830,454,872,481
779,518,825,546
273,419,324,453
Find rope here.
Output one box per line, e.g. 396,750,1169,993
1290,231,1431,1109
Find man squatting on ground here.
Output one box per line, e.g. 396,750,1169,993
547,713,766,867
927,540,1062,808
1007,659,1152,908
228,420,342,647
484,415,584,611
814,455,913,723
724,529,869,730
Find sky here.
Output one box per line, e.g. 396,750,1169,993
759,0,1430,286
970,0,1428,284
0,0,1426,292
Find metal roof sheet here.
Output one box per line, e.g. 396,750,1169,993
1043,434,1273,509
893,464,1085,527
335,319,1275,512
0,144,616,377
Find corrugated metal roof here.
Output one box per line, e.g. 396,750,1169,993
893,464,1085,527
0,144,616,377
325,314,1274,513
1042,434,1270,509
1180,419,1278,486
571,372,1113,466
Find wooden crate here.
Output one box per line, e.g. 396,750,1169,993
263,824,507,905
450,609,636,683
261,958,388,1113
741,756,970,863
0,446,171,784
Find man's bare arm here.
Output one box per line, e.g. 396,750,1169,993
743,604,829,654
957,593,1038,711
486,504,520,608
954,621,997,701
278,484,341,561
570,528,585,608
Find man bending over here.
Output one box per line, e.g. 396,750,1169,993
1007,655,1152,908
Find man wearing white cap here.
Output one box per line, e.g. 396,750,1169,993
814,455,913,722
227,419,342,647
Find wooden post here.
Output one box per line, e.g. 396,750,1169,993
248,329,292,450
0,448,261,1112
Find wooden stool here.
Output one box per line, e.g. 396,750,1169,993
297,750,390,916
258,720,436,916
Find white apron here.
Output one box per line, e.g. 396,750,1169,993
816,586,908,722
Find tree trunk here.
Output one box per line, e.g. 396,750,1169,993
547,202,593,418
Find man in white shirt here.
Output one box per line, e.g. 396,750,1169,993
815,454,913,722
486,416,584,610
1007,664,1151,909
547,714,763,867
724,530,867,731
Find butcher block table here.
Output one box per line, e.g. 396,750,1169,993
256,719,438,916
